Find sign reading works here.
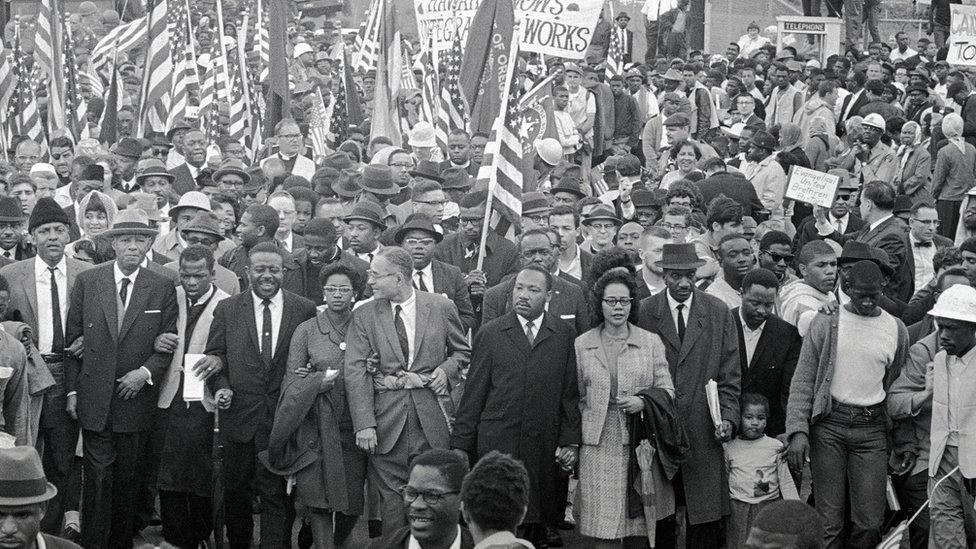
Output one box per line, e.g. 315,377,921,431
414,0,602,58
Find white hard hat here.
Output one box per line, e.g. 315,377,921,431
408,122,436,148
293,43,314,60
29,163,57,176
862,113,886,132
534,138,562,166
930,284,976,324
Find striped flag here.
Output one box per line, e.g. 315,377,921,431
370,0,406,146
137,0,173,137
472,0,522,243
0,51,16,119
418,37,438,126
9,27,47,147
166,0,198,130
36,0,66,132
437,30,468,153
62,21,86,139
355,0,381,72
605,26,624,79
90,16,147,77
309,89,330,158
254,0,270,82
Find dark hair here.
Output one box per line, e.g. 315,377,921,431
410,179,443,199
718,232,750,255
961,237,976,256
245,204,280,236
319,261,367,300
935,246,963,272
590,267,640,328
861,180,896,211
751,501,823,549
409,449,469,491
519,227,557,248
586,246,636,288
665,184,700,209
210,193,240,225
50,136,73,150
460,451,530,533
548,204,579,227
179,244,215,271
247,241,284,262
75,235,116,263
701,157,726,172
758,230,791,251
741,267,780,292
706,195,743,228
797,240,836,266
518,264,554,291
669,139,702,161
740,392,770,415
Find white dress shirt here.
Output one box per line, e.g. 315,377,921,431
114,262,139,307
829,213,850,234
252,290,284,356
391,289,417,368
280,232,294,253
35,255,68,354
414,263,434,291
868,213,893,233
739,310,766,366
910,233,937,290
666,291,693,335
517,312,544,342
410,526,461,549
559,245,583,281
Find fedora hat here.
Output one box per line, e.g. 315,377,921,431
409,160,444,183
663,113,691,128
0,446,58,506
322,151,355,171
655,242,706,270
333,170,362,198
632,189,664,208
521,192,551,215
0,197,25,222
749,130,779,151
550,166,586,199
180,211,225,240
838,241,894,276
343,200,387,230
166,118,193,139
360,165,398,196
582,205,621,226
440,167,471,191
169,191,212,218
135,163,175,183
103,207,159,238
212,159,250,184
394,213,443,244
110,137,145,159
663,68,684,82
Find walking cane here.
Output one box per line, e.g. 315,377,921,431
212,408,225,549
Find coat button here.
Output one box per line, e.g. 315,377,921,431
677,391,684,399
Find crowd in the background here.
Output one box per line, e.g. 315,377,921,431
2,1,976,549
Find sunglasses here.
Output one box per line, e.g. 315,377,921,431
762,250,794,263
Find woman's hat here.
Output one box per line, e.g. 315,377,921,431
655,243,705,270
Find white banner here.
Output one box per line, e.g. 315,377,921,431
414,0,602,58
948,4,976,67
785,166,840,209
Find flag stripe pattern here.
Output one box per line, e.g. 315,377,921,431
138,0,173,136
90,16,147,75
167,0,197,129
437,30,468,152
605,27,624,80
36,0,66,132
355,0,381,72
9,27,46,146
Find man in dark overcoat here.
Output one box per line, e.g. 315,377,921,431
452,265,582,548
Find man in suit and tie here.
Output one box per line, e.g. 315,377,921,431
203,241,317,548
549,205,593,284
907,202,954,291
259,119,316,182
637,243,740,547
219,204,304,295
396,214,476,332
169,130,208,195
0,198,93,538
345,247,470,535
793,173,863,252
291,218,368,305
64,207,178,549
614,11,634,63
811,180,914,302
733,268,801,437
452,264,581,547
481,229,588,335
109,138,145,194
837,70,869,136
150,245,230,549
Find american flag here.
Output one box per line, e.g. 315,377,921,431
0,52,15,119
473,37,523,241
308,88,330,158
227,62,250,145
166,0,198,130
90,16,147,78
36,0,66,132
9,25,47,147
254,0,270,82
137,0,173,136
605,26,624,79
437,30,468,151
355,0,381,72
418,37,438,127
329,55,352,145
62,20,86,139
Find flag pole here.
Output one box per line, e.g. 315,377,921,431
476,18,520,271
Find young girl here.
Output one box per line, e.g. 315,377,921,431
724,393,799,548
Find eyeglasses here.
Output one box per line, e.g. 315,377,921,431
589,222,617,232
661,223,687,231
399,486,458,505
414,199,447,207
602,297,633,307
521,247,553,257
390,162,414,168
835,193,852,200
403,238,436,247
761,250,794,262
184,236,217,247
323,286,354,295
459,218,482,227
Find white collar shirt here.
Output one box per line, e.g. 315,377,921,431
666,291,693,335
35,255,68,354
391,289,418,368
252,290,284,356
738,309,766,366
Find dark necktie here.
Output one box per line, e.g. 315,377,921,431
676,303,686,343
119,277,131,306
49,267,64,353
394,304,410,365
261,299,273,364
525,320,535,346
415,272,429,292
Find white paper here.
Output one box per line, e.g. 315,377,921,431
183,354,206,402
705,379,722,429
325,369,339,382
784,166,840,209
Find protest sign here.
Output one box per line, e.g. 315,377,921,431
414,0,601,58
785,166,840,208
948,4,976,67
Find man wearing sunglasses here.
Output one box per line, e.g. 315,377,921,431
757,230,798,286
